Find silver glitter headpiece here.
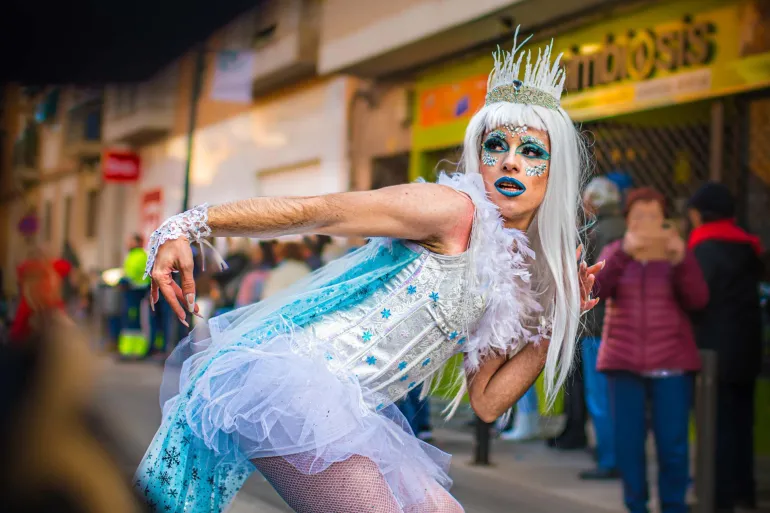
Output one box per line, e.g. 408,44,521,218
485,27,566,110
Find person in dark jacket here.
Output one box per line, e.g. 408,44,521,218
687,182,763,512
594,187,709,513
579,176,625,479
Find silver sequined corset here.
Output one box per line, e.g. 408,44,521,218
304,242,485,407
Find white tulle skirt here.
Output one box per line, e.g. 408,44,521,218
138,328,456,512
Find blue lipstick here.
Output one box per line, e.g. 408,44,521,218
494,177,526,197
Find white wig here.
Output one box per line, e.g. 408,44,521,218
458,37,591,408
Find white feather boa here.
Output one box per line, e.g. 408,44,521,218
434,172,546,416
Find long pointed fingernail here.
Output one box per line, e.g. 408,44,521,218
180,318,189,328
600,260,606,269
150,300,155,312
193,311,203,319
186,294,195,313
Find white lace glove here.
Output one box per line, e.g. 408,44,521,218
144,204,227,279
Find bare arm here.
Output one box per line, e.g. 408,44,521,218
467,341,549,423
208,183,473,246
150,183,473,324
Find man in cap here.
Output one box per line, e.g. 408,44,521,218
688,182,763,512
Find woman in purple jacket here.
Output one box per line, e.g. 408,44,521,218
594,187,709,513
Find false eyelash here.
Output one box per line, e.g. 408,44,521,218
520,135,547,147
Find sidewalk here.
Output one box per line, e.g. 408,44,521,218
430,401,770,513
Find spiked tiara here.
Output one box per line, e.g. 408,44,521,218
485,28,566,110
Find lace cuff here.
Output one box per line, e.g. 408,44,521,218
144,204,227,279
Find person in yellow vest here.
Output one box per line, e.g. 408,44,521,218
118,234,151,359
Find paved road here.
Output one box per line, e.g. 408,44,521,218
93,358,610,513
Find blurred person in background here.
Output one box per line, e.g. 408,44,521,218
211,238,252,314
304,234,333,271
687,182,763,512
9,246,72,343
234,240,277,307
594,187,708,513
117,234,151,360
578,176,625,480
396,383,434,443
499,384,540,440
261,241,312,300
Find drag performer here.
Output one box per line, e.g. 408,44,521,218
135,31,600,512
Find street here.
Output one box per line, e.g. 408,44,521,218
92,357,623,513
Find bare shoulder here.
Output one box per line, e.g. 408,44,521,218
390,182,474,254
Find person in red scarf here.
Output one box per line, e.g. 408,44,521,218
8,250,72,343
687,182,763,512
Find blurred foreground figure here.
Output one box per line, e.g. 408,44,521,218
136,30,598,513
687,182,762,512
0,313,143,513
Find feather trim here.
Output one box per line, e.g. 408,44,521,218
436,172,543,372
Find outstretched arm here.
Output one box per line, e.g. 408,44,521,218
208,183,471,242
151,183,473,324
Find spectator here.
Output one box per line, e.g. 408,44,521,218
579,176,625,479
212,238,252,312
594,187,709,513
396,384,434,442
499,384,540,441
117,234,151,360
9,247,72,343
262,242,312,300
235,241,277,308
687,182,763,512
304,235,332,271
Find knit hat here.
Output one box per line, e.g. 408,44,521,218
583,176,621,209
687,182,735,219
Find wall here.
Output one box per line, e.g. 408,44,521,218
318,0,519,74
349,82,412,190
188,76,351,206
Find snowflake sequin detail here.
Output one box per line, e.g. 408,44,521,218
381,308,391,319
429,292,439,302
362,331,372,342
366,355,377,365
407,285,417,295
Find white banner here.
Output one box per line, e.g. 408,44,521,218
211,50,256,103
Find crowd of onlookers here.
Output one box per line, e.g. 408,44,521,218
1,175,767,513
496,175,767,513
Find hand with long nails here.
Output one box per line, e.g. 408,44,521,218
576,244,604,313
149,237,203,327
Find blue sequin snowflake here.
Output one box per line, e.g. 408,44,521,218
422,358,431,367
400,375,409,382
408,381,417,389
449,331,458,340
362,331,372,342
366,355,377,365
457,337,466,346
407,285,417,295
381,308,391,319
398,361,407,370
430,292,439,302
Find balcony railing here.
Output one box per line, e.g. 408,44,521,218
102,65,178,145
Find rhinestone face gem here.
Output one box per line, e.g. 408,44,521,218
525,163,547,177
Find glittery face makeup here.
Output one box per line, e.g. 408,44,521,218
525,163,547,177
481,130,509,167
504,124,528,137
479,124,550,229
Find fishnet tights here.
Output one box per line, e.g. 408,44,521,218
252,455,464,513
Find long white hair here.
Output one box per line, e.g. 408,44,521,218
459,100,590,408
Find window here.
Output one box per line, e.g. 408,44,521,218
63,195,73,242
85,189,100,238
43,201,52,241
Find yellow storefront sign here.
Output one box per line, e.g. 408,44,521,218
411,0,770,179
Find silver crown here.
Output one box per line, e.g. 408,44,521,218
485,28,566,110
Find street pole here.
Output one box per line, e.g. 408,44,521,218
473,415,493,465
695,349,717,513
182,46,206,212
